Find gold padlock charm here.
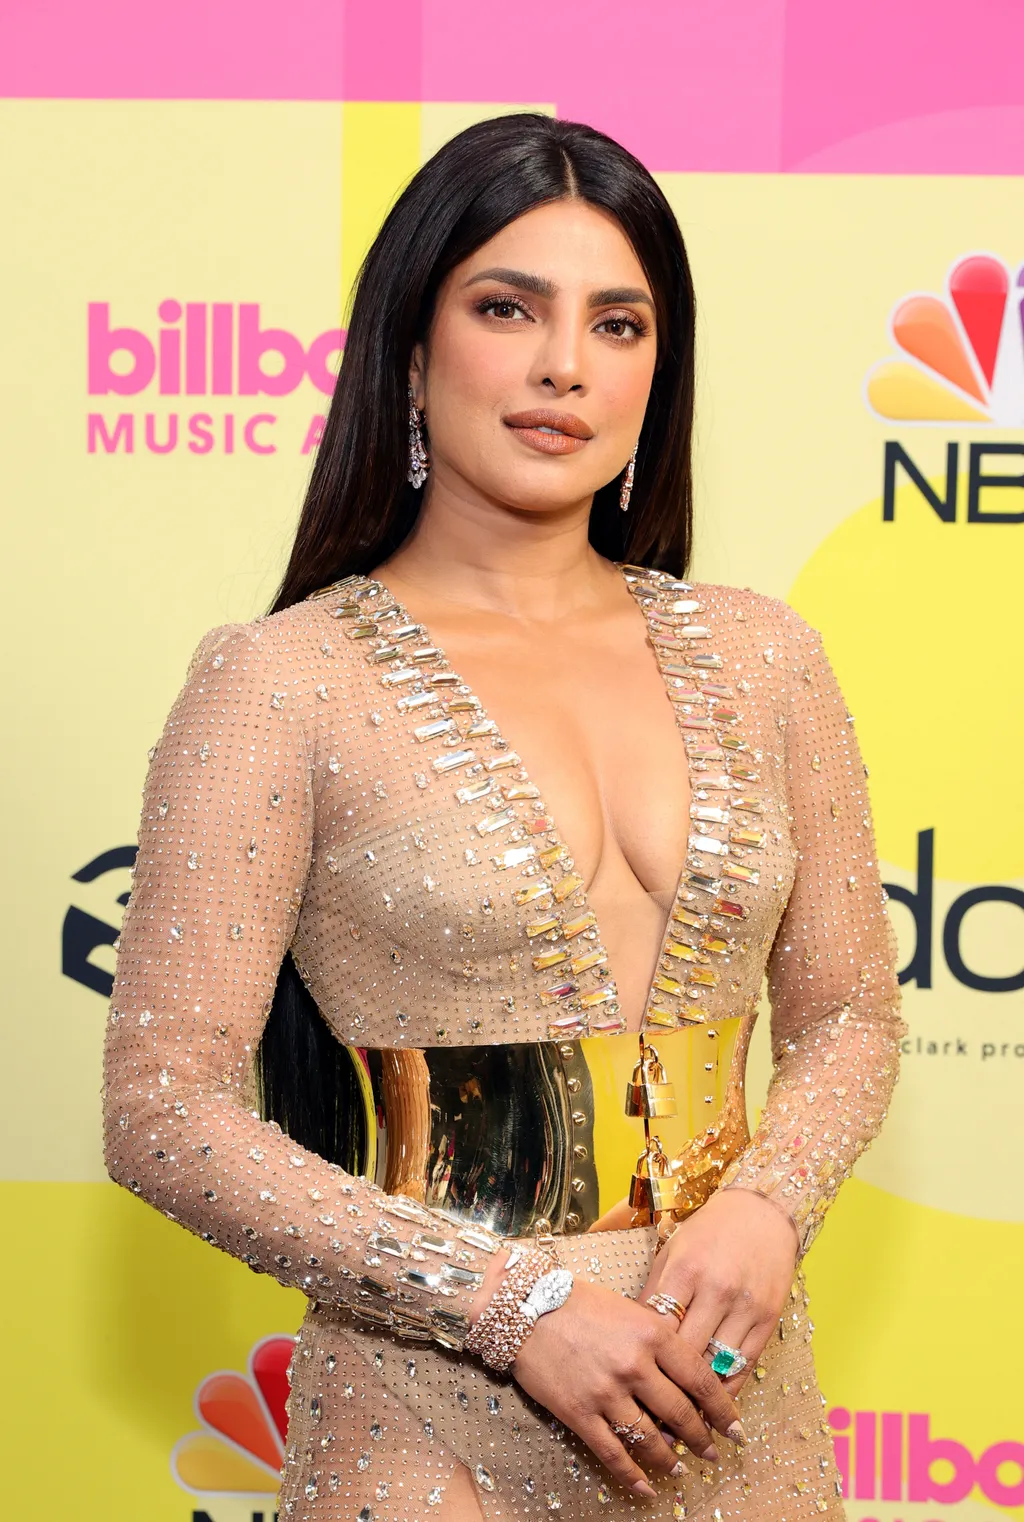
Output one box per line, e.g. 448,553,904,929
628,1135,679,1216
624,1044,677,1118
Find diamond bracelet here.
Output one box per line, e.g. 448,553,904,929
464,1245,572,1372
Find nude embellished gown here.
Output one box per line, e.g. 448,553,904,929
103,563,905,1520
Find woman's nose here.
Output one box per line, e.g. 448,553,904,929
532,315,588,396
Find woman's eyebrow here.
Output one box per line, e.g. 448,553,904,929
463,268,654,311
463,267,557,299
588,286,654,310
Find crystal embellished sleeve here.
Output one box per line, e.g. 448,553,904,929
102,618,496,1347
719,611,906,1254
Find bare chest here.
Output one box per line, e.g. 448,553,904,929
295,567,793,1046
389,607,692,902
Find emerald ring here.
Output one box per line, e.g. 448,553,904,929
706,1338,747,1378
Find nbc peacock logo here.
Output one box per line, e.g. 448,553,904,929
171,1334,295,1503
865,252,1024,425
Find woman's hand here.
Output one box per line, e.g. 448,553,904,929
639,1188,800,1398
508,1274,744,1499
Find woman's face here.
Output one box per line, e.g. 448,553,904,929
411,199,658,516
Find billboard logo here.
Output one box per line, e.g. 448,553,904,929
865,254,1024,425
171,1334,294,1500
88,302,344,397
831,1406,1024,1507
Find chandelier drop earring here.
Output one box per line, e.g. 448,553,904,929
619,439,638,513
407,382,429,488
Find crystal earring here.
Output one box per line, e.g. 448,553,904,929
407,383,429,488
619,440,639,513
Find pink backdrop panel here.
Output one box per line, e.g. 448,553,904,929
0,0,346,101
781,0,1024,171
4,0,1024,175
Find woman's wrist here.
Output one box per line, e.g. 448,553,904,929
468,1244,511,1325
464,1242,571,1371
717,1183,803,1257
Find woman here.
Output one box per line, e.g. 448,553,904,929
103,113,904,1520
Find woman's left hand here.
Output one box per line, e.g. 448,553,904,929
638,1188,800,1396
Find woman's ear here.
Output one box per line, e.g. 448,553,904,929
409,343,426,410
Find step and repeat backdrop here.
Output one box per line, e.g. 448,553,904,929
2,4,1023,1519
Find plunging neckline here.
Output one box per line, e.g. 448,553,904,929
364,561,699,1035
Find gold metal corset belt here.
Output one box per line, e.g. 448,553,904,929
346,1021,750,1238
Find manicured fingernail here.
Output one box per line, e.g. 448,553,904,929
632,1479,658,1499
702,1444,720,1464
727,1421,747,1444
670,1460,686,1477
660,1428,674,1443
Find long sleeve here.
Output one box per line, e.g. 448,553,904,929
719,610,906,1254
102,618,495,1349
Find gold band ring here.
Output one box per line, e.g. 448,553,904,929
647,1292,687,1325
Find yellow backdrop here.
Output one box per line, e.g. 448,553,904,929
2,96,1022,1521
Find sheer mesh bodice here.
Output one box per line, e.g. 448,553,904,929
103,564,904,1520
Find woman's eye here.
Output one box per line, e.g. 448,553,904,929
477,299,647,339
596,315,645,340
480,298,529,321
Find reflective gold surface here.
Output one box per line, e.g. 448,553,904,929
346,1021,750,1236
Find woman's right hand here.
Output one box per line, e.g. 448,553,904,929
511,1275,744,1500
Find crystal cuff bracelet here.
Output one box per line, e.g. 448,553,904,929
464,1245,562,1372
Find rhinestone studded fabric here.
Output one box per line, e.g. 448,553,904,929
103,564,905,1520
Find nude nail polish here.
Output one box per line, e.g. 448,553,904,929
632,1479,658,1499
670,1460,686,1477
702,1444,720,1464
727,1420,747,1444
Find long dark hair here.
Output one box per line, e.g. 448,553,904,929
256,111,698,1164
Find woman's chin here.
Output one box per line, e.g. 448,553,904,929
483,470,604,519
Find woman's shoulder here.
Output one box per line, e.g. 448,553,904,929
179,595,345,701
186,585,354,663
687,577,802,626
665,576,818,644
683,578,828,681
622,564,825,674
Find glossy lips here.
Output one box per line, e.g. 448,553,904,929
171,1334,295,1496
503,408,593,455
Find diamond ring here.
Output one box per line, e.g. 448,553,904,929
610,1414,648,1447
647,1292,687,1325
